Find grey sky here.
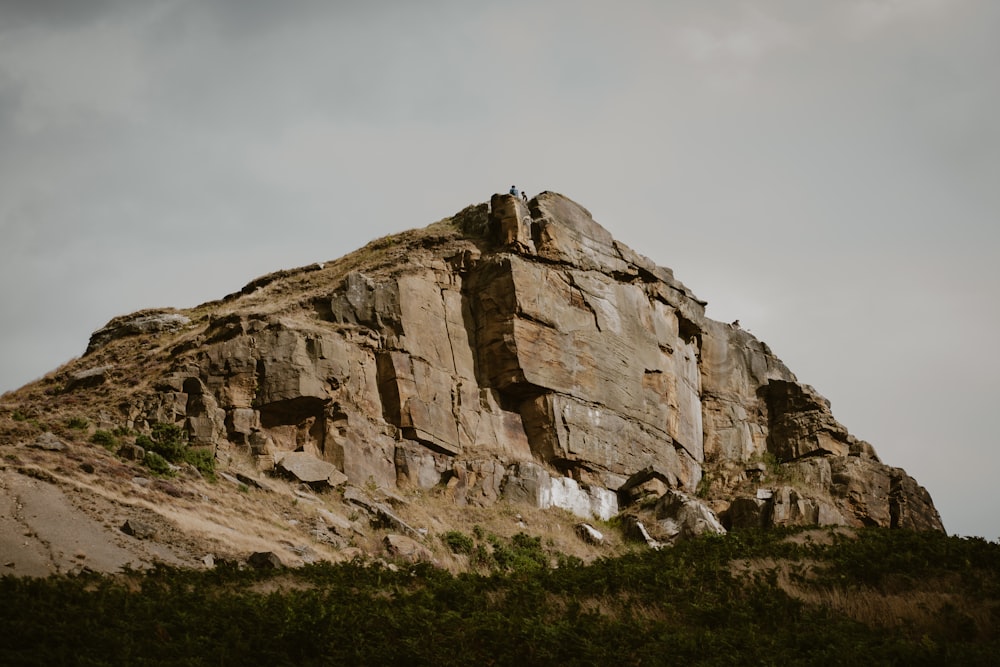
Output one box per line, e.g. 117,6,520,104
1,0,997,538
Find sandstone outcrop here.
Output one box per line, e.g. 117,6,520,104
34,190,943,547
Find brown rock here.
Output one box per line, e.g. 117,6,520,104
383,534,433,563
247,551,284,570
276,452,348,488
61,189,939,544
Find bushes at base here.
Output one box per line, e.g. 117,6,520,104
0,529,996,665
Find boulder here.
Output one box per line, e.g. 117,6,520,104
618,466,676,507
652,490,726,544
247,551,284,570
344,486,419,536
575,523,605,545
29,432,67,452
383,534,433,563
117,442,145,461
65,366,112,391
276,452,348,488
120,519,156,540
87,310,190,354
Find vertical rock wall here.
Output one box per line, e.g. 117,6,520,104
113,191,941,531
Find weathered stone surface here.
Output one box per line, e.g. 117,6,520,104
29,432,67,452
316,508,356,538
490,193,534,251
650,490,726,544
394,441,449,489
771,487,847,527
186,391,226,446
530,192,628,273
226,408,260,446
121,519,156,540
830,457,891,526
343,486,419,536
92,189,940,535
117,442,145,461
65,365,112,391
234,472,272,492
889,469,944,531
620,516,663,549
383,534,433,563
618,467,678,507
377,351,460,454
575,523,605,545
86,310,191,354
761,380,852,461
446,459,508,507
276,452,348,488
501,461,552,508
725,496,771,531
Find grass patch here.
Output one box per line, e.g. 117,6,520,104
66,416,89,431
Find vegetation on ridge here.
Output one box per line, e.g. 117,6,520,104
1,527,997,666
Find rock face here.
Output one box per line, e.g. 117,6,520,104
79,191,943,534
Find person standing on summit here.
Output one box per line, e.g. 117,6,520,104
509,185,519,197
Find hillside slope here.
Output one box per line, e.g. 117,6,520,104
0,191,942,576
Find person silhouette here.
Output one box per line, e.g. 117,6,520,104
509,185,519,197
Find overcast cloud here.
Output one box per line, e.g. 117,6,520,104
1,0,997,537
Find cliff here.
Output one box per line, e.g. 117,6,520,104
0,191,943,575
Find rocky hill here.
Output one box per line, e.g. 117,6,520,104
0,191,943,576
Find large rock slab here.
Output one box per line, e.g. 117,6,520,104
276,452,348,488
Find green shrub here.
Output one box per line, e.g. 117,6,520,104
146,423,187,461
0,529,996,665
135,423,214,477
184,447,216,478
142,451,173,476
66,416,89,430
442,531,475,555
90,430,119,451
472,543,494,569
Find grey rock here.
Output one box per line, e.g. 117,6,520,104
87,310,191,354
276,452,348,488
344,486,419,536
235,472,273,492
653,490,726,544
575,522,605,545
29,432,67,452
65,366,113,391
